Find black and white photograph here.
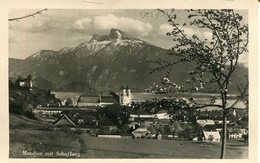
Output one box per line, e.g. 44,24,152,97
7,6,254,160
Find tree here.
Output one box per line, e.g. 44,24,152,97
208,134,214,146
151,9,248,159
104,104,128,125
64,98,73,106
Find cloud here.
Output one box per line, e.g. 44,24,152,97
10,12,154,37
182,27,212,40
92,14,153,35
9,16,75,34
74,18,92,29
158,24,172,35
72,14,154,35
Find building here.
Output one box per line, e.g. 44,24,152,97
154,112,171,120
77,95,118,107
197,119,215,127
203,131,221,142
127,122,141,130
51,91,82,107
53,114,77,127
228,132,243,139
77,96,100,107
129,114,156,120
119,89,247,111
15,75,33,91
132,127,151,139
228,128,248,139
195,119,221,142
119,87,132,106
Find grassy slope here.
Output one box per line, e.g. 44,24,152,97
10,114,248,158
9,114,81,158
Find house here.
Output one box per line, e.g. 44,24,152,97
97,135,121,138
228,128,248,139
127,122,141,130
229,132,243,139
35,105,98,115
195,119,221,142
53,114,77,127
129,114,155,119
214,119,230,125
129,114,156,122
197,119,215,127
77,96,100,107
132,127,151,139
203,124,217,132
203,131,221,142
154,112,171,120
15,75,33,91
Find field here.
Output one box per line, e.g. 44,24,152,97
78,136,248,158
9,115,248,159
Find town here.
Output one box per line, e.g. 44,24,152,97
10,74,248,143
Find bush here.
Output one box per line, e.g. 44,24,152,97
242,133,248,142
178,128,194,140
24,111,36,120
74,129,82,135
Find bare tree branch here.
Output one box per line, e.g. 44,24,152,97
227,80,248,110
9,9,47,22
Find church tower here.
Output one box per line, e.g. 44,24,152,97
120,87,132,106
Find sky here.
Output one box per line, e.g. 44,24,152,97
9,9,248,66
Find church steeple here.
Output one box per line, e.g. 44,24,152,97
119,86,132,106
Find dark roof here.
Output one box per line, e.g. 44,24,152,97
16,75,31,82
78,95,118,104
215,123,223,129
203,124,217,131
101,96,119,103
53,114,77,127
78,96,100,103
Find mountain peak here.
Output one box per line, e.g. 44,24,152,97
27,50,57,60
58,47,72,54
89,28,133,43
108,28,128,39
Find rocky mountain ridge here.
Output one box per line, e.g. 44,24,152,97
9,28,248,94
